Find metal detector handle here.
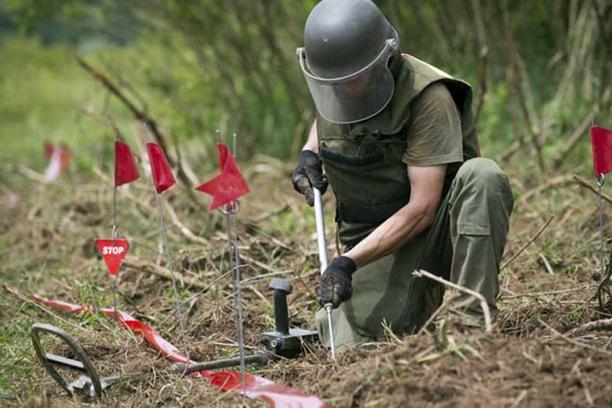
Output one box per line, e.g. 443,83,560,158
31,323,104,398
171,352,277,375
313,188,328,272
269,278,292,335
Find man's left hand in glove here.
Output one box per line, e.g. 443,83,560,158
317,256,357,308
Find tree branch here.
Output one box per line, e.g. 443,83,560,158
76,55,198,197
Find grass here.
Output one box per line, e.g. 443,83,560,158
1,149,610,406
0,313,38,400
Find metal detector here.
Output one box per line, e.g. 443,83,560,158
30,323,119,398
172,277,318,373
31,276,320,393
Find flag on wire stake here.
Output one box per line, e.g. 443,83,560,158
147,142,176,193
113,140,140,236
591,126,612,178
590,122,612,308
146,140,191,366
96,239,130,312
43,141,71,182
196,140,250,394
97,139,140,314
196,143,250,209
115,141,140,186
96,239,129,276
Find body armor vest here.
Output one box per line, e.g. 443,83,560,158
317,53,479,247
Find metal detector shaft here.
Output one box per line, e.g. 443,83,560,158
314,189,328,269
171,352,276,375
313,188,336,360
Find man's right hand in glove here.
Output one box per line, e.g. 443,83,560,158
317,256,357,308
291,150,328,206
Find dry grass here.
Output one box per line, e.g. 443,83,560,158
1,156,611,407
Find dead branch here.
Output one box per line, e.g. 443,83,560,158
246,204,290,224
501,216,554,270
538,318,612,356
182,270,234,305
511,391,528,408
552,114,592,169
413,270,492,333
518,174,612,205
98,55,149,114
80,108,123,140
4,285,83,330
470,0,489,124
163,201,209,246
17,165,51,184
573,175,612,205
76,56,197,196
161,201,281,275
416,292,462,336
501,284,596,300
240,253,280,275
76,56,169,150
504,19,545,171
591,0,612,69
519,175,575,204
566,318,612,336
123,258,209,290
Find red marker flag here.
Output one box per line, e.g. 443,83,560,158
115,141,140,186
146,143,176,193
96,239,129,276
44,141,55,157
43,142,71,182
44,142,71,168
196,143,250,210
591,126,612,177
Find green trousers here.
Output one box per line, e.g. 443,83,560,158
316,158,514,349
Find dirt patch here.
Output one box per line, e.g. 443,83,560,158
2,162,611,407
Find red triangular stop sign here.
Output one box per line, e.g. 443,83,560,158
96,239,129,276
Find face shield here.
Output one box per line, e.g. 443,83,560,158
297,38,399,125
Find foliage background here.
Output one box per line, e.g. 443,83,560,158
0,0,609,181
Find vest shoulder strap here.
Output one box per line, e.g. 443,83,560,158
318,53,474,140
402,53,452,87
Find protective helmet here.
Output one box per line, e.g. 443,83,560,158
297,0,399,124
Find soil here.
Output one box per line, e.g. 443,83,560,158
1,158,611,407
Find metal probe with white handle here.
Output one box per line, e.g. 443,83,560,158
313,188,336,360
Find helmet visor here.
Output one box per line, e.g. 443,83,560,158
297,39,398,125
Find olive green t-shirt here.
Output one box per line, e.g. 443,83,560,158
401,82,463,167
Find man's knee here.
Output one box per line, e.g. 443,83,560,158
456,158,506,186
453,158,514,212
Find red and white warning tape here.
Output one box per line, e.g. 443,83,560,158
30,293,325,408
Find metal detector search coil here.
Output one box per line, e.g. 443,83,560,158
30,323,119,398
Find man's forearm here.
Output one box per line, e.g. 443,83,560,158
303,121,319,152
344,201,437,268
344,164,447,268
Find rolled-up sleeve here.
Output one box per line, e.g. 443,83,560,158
402,82,463,167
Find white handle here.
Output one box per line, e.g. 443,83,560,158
313,188,328,273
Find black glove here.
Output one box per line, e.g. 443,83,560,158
291,150,328,206
317,256,357,308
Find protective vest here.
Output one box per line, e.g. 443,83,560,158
315,53,480,339
317,53,479,248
